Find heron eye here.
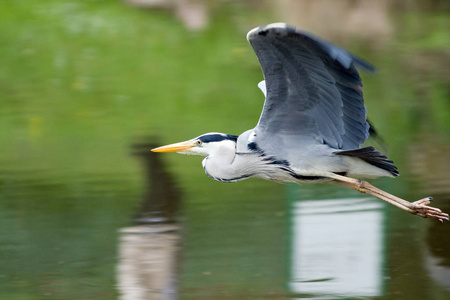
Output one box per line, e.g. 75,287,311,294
196,140,203,146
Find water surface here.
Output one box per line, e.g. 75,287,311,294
1,1,449,299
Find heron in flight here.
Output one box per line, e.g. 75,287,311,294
152,23,448,222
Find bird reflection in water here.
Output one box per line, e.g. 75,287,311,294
116,140,181,300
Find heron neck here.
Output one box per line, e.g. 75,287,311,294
202,145,253,182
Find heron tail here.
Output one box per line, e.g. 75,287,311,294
335,146,399,177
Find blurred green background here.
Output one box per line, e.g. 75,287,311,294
0,1,449,299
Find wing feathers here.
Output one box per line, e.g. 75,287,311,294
248,23,373,150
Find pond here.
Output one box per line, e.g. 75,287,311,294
1,1,449,299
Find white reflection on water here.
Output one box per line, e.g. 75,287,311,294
117,224,180,300
425,248,450,292
290,198,384,298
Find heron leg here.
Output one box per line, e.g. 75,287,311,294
327,173,449,223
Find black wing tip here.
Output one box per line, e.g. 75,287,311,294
351,55,376,72
247,23,375,72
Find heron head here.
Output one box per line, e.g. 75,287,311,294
151,133,238,156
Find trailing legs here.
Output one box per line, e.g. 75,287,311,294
327,173,449,223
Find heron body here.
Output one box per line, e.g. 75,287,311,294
183,131,392,184
153,23,448,222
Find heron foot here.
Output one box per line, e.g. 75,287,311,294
409,197,449,223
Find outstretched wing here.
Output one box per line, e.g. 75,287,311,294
247,23,374,150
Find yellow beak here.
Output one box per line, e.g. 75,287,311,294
151,140,196,153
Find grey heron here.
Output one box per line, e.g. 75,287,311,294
152,23,449,222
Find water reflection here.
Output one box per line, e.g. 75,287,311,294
290,198,384,299
425,195,450,292
131,140,181,223
117,224,180,300
409,135,450,293
117,140,182,300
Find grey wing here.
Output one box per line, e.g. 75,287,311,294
247,23,375,151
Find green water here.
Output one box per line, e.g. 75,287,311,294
1,1,449,299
